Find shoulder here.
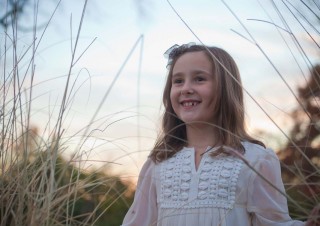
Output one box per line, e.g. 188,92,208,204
138,158,157,179
143,157,157,170
242,141,279,165
241,141,283,184
134,158,158,188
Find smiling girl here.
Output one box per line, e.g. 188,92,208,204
121,44,305,226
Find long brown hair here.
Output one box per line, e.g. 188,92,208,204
150,44,265,163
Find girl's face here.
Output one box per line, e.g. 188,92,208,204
170,51,217,125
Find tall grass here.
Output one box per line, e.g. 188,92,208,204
0,0,136,225
0,0,319,225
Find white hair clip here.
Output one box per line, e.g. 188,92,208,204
163,42,196,68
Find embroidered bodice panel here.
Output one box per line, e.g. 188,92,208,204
159,147,243,209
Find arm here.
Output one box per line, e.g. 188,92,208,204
122,158,158,226
247,149,304,226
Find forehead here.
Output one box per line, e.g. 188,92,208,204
172,51,212,75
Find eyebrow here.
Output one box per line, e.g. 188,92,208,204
172,69,211,77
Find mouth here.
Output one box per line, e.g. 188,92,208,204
180,100,200,107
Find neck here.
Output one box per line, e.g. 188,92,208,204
186,123,219,152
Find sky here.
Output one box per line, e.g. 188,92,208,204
1,0,319,179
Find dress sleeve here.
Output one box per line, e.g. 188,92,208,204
121,158,158,226
247,149,305,226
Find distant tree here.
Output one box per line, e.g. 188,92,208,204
0,0,30,28
277,65,320,219
0,126,133,226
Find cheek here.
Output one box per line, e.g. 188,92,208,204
208,89,219,115
203,86,218,110
170,87,178,102
170,88,179,111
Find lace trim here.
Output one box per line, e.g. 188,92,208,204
159,148,243,209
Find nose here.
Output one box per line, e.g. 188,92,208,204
180,80,194,95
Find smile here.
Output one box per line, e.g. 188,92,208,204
181,101,200,107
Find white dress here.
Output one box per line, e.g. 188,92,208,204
122,142,305,226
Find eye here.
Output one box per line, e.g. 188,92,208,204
172,78,183,84
195,76,206,82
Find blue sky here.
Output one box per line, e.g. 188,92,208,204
2,0,318,176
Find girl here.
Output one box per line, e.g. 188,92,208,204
122,44,305,226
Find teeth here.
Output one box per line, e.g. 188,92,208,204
183,102,198,107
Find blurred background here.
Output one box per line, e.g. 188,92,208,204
1,0,319,225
